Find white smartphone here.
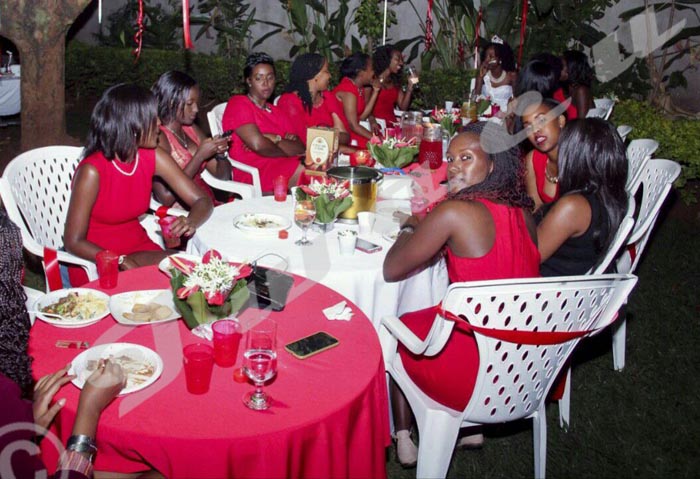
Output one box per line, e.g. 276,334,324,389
356,238,382,254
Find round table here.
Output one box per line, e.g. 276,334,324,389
31,267,389,478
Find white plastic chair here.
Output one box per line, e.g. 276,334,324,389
24,285,43,326
557,198,635,429
0,146,98,287
380,274,638,479
612,160,681,371
626,139,659,192
616,125,632,142
593,98,615,120
585,107,607,119
207,102,262,198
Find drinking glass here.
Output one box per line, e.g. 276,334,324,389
242,320,278,410
406,65,419,87
294,200,316,246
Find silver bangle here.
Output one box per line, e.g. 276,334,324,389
66,434,97,460
399,224,415,236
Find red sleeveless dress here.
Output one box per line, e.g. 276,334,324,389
553,88,578,120
333,77,369,148
68,149,161,286
373,85,399,125
398,200,540,411
277,91,346,144
531,150,560,205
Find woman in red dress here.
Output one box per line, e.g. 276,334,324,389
277,53,356,156
521,98,567,211
371,45,417,125
333,52,381,149
64,84,213,285
222,52,305,193
561,50,594,119
383,122,540,467
151,71,232,208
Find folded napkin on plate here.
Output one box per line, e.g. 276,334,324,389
378,176,416,200
323,301,353,321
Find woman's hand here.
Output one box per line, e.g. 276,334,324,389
196,137,229,160
169,215,197,237
76,360,126,419
33,364,76,431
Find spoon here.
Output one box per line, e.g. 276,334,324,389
28,311,75,321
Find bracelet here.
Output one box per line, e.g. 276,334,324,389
399,224,415,236
273,134,282,144
58,449,94,476
66,434,97,460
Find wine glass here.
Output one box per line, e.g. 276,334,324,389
406,65,419,87
242,320,278,410
294,199,316,246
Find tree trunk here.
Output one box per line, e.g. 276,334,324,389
0,0,92,151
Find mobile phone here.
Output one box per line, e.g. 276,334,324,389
221,129,233,138
285,332,339,359
356,238,382,254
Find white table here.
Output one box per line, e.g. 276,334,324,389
188,196,448,328
0,65,20,116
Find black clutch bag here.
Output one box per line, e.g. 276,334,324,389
245,264,295,312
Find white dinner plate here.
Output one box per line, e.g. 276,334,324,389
33,288,110,328
70,343,163,395
158,253,202,278
109,289,180,326
383,230,400,243
375,200,411,221
233,213,291,235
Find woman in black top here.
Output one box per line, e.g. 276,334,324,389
536,118,628,276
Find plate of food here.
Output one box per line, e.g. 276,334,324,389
70,343,163,395
109,290,179,326
382,230,400,243
233,213,291,234
33,288,110,328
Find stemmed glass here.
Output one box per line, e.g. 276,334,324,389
406,65,419,87
294,199,316,246
242,320,278,410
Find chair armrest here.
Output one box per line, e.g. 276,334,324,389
201,169,256,199
55,250,98,281
229,158,262,197
381,314,431,355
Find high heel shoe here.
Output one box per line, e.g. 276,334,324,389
394,429,418,468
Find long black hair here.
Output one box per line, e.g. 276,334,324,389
340,52,371,79
449,122,534,210
152,70,197,125
0,210,33,396
531,52,563,83
481,41,517,72
558,118,628,252
285,53,326,114
83,83,158,161
373,44,401,84
563,50,594,87
514,60,558,99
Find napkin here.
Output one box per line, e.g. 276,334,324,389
191,322,214,341
323,301,353,321
378,176,416,200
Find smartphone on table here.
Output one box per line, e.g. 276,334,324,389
356,238,382,254
285,332,340,359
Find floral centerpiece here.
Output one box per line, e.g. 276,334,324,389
169,250,251,329
295,177,353,225
430,108,461,137
367,134,419,169
474,95,496,117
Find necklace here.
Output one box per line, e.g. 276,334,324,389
112,153,139,177
487,70,507,84
247,94,271,113
544,161,559,184
165,125,188,149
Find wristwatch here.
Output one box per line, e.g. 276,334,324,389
118,255,127,267
273,134,282,144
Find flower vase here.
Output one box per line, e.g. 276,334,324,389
313,220,336,233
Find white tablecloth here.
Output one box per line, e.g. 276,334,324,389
0,66,20,116
188,197,448,328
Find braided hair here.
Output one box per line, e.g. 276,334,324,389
448,122,534,210
285,53,326,114
0,210,33,394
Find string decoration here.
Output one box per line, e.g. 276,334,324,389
518,0,529,68
474,7,483,69
425,0,434,51
132,0,145,61
182,0,193,49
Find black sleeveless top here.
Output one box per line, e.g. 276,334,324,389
538,192,609,277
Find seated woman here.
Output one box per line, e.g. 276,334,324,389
151,70,232,208
371,44,417,125
383,122,540,467
536,118,628,276
65,84,213,285
521,98,567,211
531,52,578,120
473,39,517,113
561,50,594,118
221,52,305,193
333,52,381,149
0,210,149,478
514,59,558,100
277,53,355,156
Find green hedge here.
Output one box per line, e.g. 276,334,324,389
611,100,700,203
412,68,477,110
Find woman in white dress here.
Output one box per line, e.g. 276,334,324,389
474,38,518,114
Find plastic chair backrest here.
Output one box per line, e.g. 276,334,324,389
616,125,633,142
439,274,637,423
626,139,659,192
585,107,607,119
207,102,227,137
593,98,615,120
1,146,83,250
620,159,681,273
589,197,635,275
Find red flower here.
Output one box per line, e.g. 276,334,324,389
202,249,222,264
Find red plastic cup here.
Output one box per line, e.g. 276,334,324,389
273,175,288,202
419,138,443,171
183,343,215,394
158,216,181,249
212,319,242,368
95,250,119,289
410,196,429,220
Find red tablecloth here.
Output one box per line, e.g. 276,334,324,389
31,266,389,479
